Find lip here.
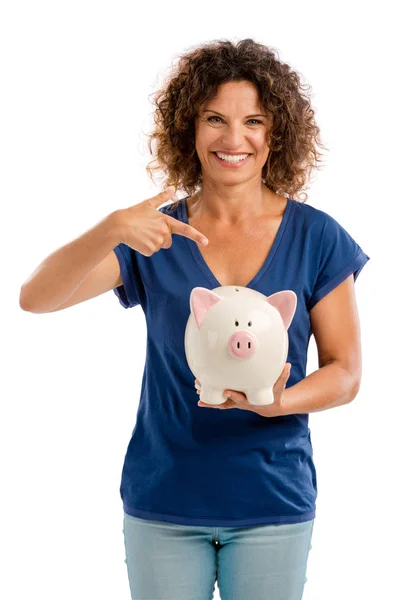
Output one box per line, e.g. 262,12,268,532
212,152,252,168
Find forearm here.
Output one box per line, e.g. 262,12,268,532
20,211,121,313
278,361,359,416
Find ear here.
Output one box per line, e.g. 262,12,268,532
266,290,297,329
190,287,224,328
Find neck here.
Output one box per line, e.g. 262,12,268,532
189,184,281,226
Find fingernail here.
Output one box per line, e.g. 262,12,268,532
200,237,209,246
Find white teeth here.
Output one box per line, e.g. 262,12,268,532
216,152,249,163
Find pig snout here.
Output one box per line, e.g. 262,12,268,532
228,331,258,359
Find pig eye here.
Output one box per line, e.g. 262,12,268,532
248,321,252,326
235,320,239,326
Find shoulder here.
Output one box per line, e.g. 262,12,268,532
290,198,335,238
157,198,186,218
291,198,332,222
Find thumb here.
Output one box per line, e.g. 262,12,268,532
149,186,176,208
279,363,291,379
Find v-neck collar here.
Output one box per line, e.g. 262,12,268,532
179,195,293,289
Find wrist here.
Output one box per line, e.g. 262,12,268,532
106,210,126,246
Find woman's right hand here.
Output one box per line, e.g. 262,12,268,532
115,186,209,257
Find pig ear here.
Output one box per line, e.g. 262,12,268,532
190,287,224,329
266,290,297,330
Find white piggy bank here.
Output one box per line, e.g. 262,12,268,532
184,286,297,406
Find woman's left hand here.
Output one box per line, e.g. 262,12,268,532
195,363,291,418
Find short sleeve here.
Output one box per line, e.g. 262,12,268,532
112,243,142,309
307,213,370,311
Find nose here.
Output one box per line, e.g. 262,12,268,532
221,123,248,148
228,331,258,359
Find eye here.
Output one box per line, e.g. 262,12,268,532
235,320,239,326
207,116,262,125
248,321,252,326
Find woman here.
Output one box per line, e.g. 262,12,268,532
20,39,370,599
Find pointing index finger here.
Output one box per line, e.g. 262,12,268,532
164,214,209,246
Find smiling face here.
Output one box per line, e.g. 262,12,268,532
194,80,272,185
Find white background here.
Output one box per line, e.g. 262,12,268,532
2,1,398,598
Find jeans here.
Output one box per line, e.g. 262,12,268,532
122,511,315,600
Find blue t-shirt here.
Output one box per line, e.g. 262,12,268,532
113,196,370,527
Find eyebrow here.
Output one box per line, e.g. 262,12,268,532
202,109,267,119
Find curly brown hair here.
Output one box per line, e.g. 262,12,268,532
145,38,328,205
